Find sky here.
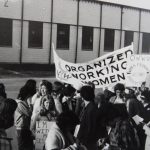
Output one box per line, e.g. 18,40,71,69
98,0,150,10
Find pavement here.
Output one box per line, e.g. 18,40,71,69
0,66,56,99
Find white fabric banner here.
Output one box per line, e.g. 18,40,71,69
126,55,150,87
53,44,133,88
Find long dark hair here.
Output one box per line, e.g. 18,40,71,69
0,83,7,98
0,98,17,129
17,79,36,101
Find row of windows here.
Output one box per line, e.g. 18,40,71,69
0,18,149,53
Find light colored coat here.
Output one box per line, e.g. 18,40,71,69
45,123,78,150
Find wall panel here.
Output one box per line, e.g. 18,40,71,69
79,1,100,27
24,0,51,22
0,0,21,19
102,5,121,29
122,8,139,31
53,0,77,25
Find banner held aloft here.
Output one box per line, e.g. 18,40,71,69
53,43,133,88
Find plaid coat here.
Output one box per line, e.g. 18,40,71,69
0,136,12,150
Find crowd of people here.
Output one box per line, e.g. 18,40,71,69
1,79,150,150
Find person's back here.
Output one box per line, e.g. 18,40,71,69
14,99,33,150
109,117,140,150
77,86,99,150
104,103,140,150
78,102,99,147
127,97,147,119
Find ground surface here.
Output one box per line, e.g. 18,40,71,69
0,65,55,99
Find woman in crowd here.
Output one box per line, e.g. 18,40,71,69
32,80,52,118
125,88,147,119
104,103,140,150
61,84,76,112
72,88,84,118
45,110,86,150
109,83,126,104
51,81,64,114
15,79,36,150
0,98,17,150
107,83,141,150
30,94,57,137
21,79,36,110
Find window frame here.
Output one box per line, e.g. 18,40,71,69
142,32,150,53
124,31,134,47
104,29,115,52
0,18,13,47
56,23,70,50
28,21,43,49
82,26,93,51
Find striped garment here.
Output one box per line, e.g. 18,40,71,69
0,136,12,150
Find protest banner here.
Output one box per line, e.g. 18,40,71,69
35,121,54,150
126,55,150,87
53,44,133,88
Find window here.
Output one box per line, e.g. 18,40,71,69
104,29,114,52
124,31,133,47
57,24,70,49
82,26,93,50
142,33,150,53
28,21,43,48
0,18,12,47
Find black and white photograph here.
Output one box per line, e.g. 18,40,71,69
1,0,150,150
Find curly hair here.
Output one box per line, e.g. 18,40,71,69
114,83,125,93
40,80,53,95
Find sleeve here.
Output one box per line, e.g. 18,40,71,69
32,93,39,105
53,98,63,114
62,145,78,150
17,102,32,117
45,130,61,150
30,113,40,136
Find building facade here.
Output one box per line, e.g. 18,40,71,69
0,0,150,64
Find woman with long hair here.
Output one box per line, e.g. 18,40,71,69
32,80,52,119
30,94,57,137
15,79,36,150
